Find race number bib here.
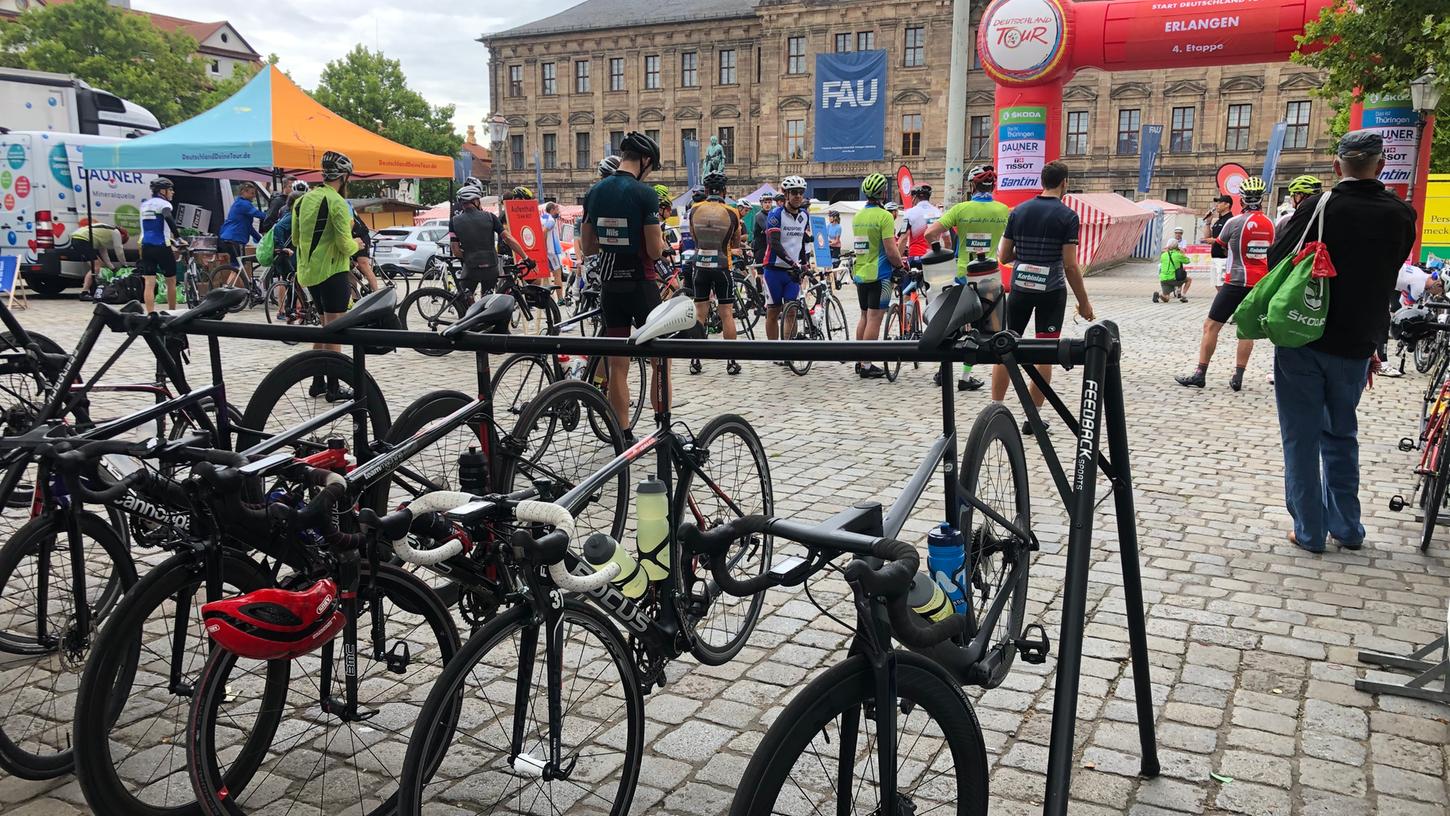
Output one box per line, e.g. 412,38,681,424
961,232,994,254
1012,262,1051,292
596,217,631,247
694,249,725,269
853,237,869,252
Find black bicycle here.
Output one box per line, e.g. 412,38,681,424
397,257,560,355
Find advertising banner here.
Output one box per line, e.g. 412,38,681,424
997,105,1048,194
1137,125,1163,194
1216,162,1249,215
1261,122,1287,194
684,138,700,190
897,165,914,203
814,51,888,162
533,152,544,202
1423,174,1450,264
1360,92,1419,199
810,214,833,269
503,199,552,279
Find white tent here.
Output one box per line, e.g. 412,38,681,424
739,183,778,205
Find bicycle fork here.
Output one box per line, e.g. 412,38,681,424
508,595,575,781
842,582,903,814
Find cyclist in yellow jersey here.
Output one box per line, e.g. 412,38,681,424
851,172,906,379
926,164,1010,391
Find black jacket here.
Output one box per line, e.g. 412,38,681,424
1266,178,1415,359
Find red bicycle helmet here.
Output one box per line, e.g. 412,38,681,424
202,579,343,660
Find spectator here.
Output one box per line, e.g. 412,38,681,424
541,201,565,291
73,222,128,301
1153,239,1189,303
261,179,306,233
1267,130,1415,553
826,210,842,263
219,181,265,286
1171,227,1193,297
1202,194,1233,292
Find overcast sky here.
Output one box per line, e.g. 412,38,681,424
133,0,578,136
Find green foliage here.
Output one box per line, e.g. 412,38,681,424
1295,0,1450,172
195,54,278,113
313,46,462,202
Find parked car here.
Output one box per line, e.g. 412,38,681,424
371,226,448,274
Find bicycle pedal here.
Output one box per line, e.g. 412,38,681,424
1399,438,1418,452
385,640,411,674
1389,495,1407,512
1015,623,1051,665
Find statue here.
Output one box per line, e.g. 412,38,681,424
702,135,726,176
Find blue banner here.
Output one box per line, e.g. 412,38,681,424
1137,125,1164,194
815,51,887,162
0,256,15,295
1261,122,1287,193
810,214,832,269
684,138,700,190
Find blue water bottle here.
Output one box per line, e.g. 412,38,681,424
926,522,968,615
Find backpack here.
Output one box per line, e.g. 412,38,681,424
99,272,143,305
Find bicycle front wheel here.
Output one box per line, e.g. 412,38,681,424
783,301,814,376
491,353,557,424
729,651,989,816
881,307,904,381
1414,336,1436,374
822,293,849,340
397,286,463,357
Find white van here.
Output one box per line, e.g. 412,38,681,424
1,68,160,138
0,131,233,294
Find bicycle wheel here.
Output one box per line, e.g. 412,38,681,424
187,564,459,816
783,301,814,376
822,293,849,340
1414,336,1436,374
74,549,273,816
585,354,645,434
1421,442,1450,553
498,380,628,545
730,651,989,816
0,511,136,779
397,286,463,357
396,600,642,816
882,307,904,382
909,300,924,370
491,353,557,424
736,278,765,337
237,349,391,460
207,268,248,311
515,285,561,336
676,413,774,665
958,402,1032,688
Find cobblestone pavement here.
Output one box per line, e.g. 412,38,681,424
0,261,1446,815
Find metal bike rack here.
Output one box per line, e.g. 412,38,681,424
1356,605,1450,706
99,303,1160,816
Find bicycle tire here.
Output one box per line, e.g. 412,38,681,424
207,268,249,311
396,599,643,816
737,278,765,337
1414,336,1436,374
397,286,463,357
676,413,773,665
1421,440,1450,552
187,564,459,816
783,301,813,376
583,354,645,434
910,300,924,369
728,651,989,816
515,284,562,336
882,307,904,381
958,402,1032,688
0,511,137,779
491,353,557,424
823,293,848,340
74,549,274,816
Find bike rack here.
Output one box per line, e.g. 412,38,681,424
1356,604,1450,706
98,303,1160,816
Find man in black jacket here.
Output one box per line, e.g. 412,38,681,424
1266,130,1416,553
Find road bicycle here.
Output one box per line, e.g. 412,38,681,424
398,257,560,355
492,309,648,432
777,266,850,375
882,267,930,382
1393,313,1450,551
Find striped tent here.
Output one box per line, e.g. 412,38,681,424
1063,193,1156,272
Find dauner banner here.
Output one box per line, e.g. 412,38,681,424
815,51,887,162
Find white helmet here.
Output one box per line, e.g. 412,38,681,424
885,201,900,212
290,180,309,193
780,175,807,192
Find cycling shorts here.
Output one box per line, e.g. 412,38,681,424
762,267,800,306
1207,283,1252,324
138,244,176,279
309,272,352,315
692,266,735,305
856,278,892,311
601,279,662,337
1006,287,1067,339
219,240,246,269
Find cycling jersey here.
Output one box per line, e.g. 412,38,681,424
451,208,504,273
1396,263,1432,305
1002,195,1078,292
851,203,897,284
1216,209,1274,286
935,198,1010,280
763,205,810,270
582,172,660,280
140,196,174,246
290,185,355,288
689,197,739,269
901,201,941,257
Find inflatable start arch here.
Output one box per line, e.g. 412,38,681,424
976,0,1336,206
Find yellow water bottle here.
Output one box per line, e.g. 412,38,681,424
908,571,955,623
583,532,647,599
634,477,670,581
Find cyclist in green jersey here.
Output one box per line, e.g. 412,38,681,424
926,164,1010,391
851,172,906,379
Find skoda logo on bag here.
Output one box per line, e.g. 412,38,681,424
1303,279,1324,312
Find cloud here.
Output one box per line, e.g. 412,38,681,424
133,0,579,133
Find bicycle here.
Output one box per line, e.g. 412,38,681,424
776,266,848,375
491,314,648,432
881,266,930,382
398,257,561,355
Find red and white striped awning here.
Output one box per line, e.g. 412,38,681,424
1064,194,1156,271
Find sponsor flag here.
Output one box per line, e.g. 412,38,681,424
1261,122,1287,195
1137,125,1164,194
504,199,552,279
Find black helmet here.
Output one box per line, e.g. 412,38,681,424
321,150,353,181
619,131,661,171
1391,305,1434,342
149,178,174,194
702,170,727,193
911,184,933,199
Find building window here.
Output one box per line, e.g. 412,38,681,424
970,115,990,160
609,58,624,91
681,52,698,87
718,49,736,85
1225,104,1251,151
787,37,805,75
509,134,524,169
1285,101,1311,149
645,129,660,150
903,27,925,67
209,59,220,74
786,119,806,159
718,126,735,163
508,65,523,97
1065,111,1088,156
609,130,624,155
972,34,981,69
644,55,660,90
575,132,591,169
1114,188,1135,198
1169,106,1194,153
1116,108,1141,155
575,60,590,94
1165,188,1189,206
835,33,851,53
857,31,874,51
901,113,922,156
542,133,557,169
681,128,697,164
541,63,556,96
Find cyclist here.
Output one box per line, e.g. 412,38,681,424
898,184,940,266
1277,174,1323,231
260,179,306,233
851,172,906,379
926,164,1010,391
218,181,264,287
1176,175,1275,391
826,210,842,263
292,150,361,401
598,155,621,178
578,130,669,428
452,186,526,300
73,222,128,302
349,206,383,292
689,170,744,375
138,177,181,313
653,184,679,285
761,176,812,343
541,200,565,292
991,160,1095,418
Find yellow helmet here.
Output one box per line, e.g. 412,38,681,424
510,185,534,200
1237,176,1266,199
1287,175,1322,196
652,184,672,206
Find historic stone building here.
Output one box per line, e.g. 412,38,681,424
482,0,1334,211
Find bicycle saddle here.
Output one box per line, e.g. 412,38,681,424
630,295,698,344
202,579,343,660
167,287,250,329
323,286,399,333
441,294,513,338
919,283,985,351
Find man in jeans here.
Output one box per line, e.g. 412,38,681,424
1267,131,1415,553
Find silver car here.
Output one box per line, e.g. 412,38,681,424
371,226,449,274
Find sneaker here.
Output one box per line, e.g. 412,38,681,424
1229,371,1244,392
1178,296,1188,303
933,370,943,387
79,291,94,302
1152,292,1161,303
1329,534,1363,551
1175,372,1206,388
1021,419,1048,435
308,379,327,398
958,376,984,392
1379,367,1403,378
689,359,703,375
859,364,886,379
726,360,741,376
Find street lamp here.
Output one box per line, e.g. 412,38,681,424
1411,67,1444,119
1408,68,1444,256
487,113,510,196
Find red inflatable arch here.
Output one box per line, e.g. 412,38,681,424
977,0,1336,206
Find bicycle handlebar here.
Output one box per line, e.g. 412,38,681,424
361,491,474,566
513,500,617,593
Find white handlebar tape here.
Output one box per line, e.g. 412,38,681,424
388,491,474,566
515,500,617,592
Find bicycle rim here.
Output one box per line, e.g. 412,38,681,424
1421,448,1448,552
824,296,848,339
785,302,812,376
883,309,903,381
492,354,556,425
399,287,461,357
587,355,644,434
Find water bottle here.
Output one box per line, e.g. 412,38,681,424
634,476,669,581
908,571,955,623
926,522,969,615
568,356,587,380
457,447,487,495
583,532,647,598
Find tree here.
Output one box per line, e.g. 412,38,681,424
0,0,211,126
194,54,279,113
1295,0,1450,172
313,46,463,203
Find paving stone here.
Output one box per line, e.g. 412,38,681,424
1372,765,1448,804
1302,698,1369,740
1299,756,1367,797
1217,749,1292,787
1214,780,1291,816
1134,776,1207,814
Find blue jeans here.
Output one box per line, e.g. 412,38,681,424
1273,345,1371,549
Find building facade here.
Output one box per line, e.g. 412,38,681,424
482,0,1334,211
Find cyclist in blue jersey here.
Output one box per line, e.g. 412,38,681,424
218,181,265,286
762,175,812,343
138,178,181,313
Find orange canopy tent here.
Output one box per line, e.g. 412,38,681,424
85,66,453,182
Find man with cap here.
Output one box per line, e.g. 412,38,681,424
1202,194,1234,293
1170,227,1193,298
1266,130,1415,554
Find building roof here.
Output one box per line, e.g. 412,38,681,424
349,197,429,212
462,142,491,161
44,1,260,60
487,0,757,39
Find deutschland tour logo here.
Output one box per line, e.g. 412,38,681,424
521,226,537,249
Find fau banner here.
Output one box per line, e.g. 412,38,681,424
815,51,887,162
1137,125,1163,194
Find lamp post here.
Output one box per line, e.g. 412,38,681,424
1410,67,1444,259
487,113,510,197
